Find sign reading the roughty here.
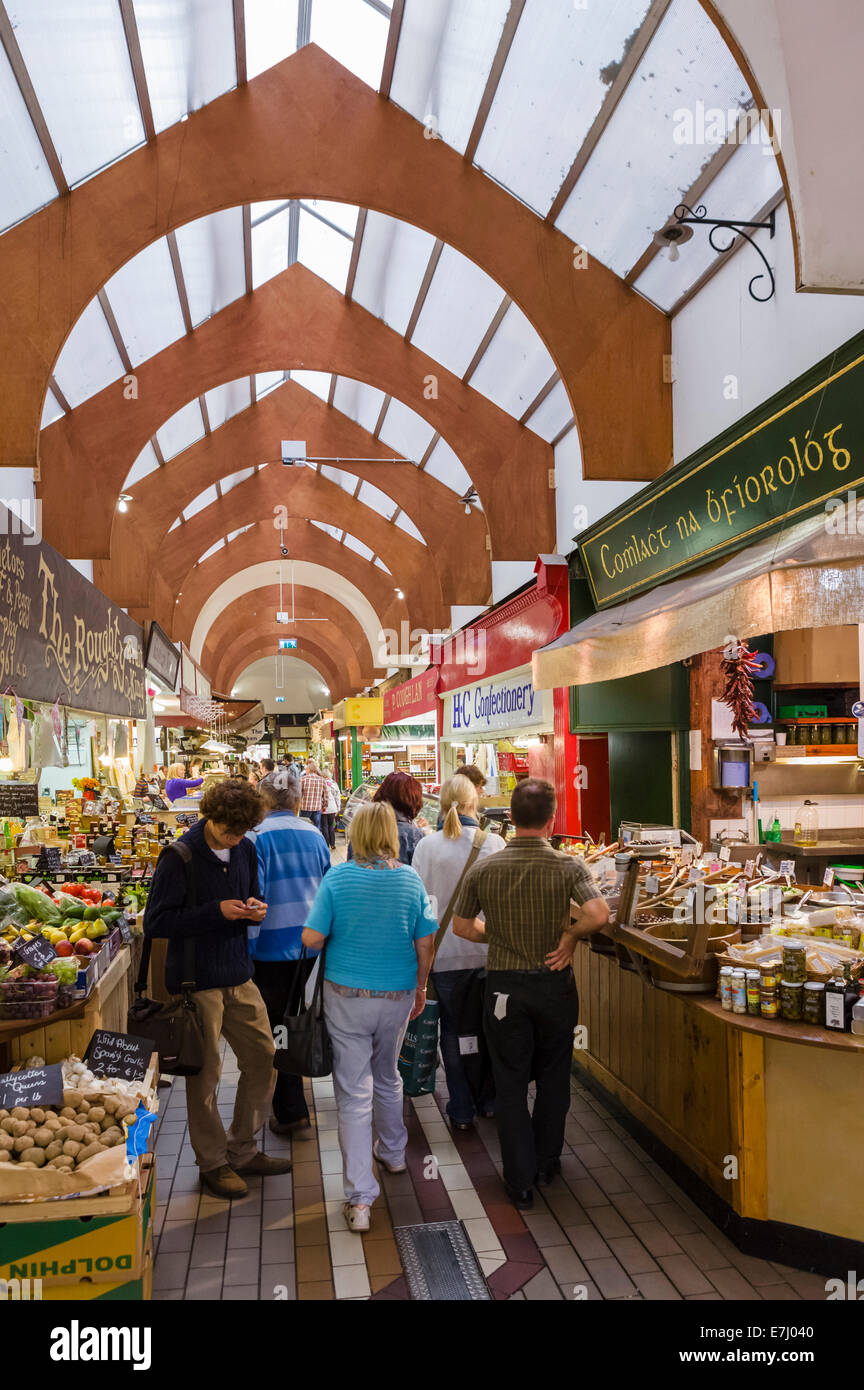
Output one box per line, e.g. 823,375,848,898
0,504,146,717
578,331,864,608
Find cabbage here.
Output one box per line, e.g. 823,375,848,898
11,882,61,923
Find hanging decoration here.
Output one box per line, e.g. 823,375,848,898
719,640,760,740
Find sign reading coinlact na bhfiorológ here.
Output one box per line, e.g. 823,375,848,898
0,505,146,719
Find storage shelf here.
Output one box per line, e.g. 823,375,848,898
773,682,859,690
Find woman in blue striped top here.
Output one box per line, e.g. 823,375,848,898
302,801,437,1232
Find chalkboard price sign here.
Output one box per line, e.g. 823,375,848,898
0,782,39,818
84,1029,151,1082
119,918,133,945
0,1063,64,1109
13,933,57,970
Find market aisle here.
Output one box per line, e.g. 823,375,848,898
148,1056,833,1301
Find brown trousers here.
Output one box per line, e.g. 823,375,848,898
184,980,276,1173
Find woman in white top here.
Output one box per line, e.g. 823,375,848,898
412,774,505,1129
321,773,341,850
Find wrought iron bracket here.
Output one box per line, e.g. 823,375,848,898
674,203,776,302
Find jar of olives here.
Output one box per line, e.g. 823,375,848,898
780,979,804,1021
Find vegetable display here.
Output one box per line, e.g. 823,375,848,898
0,1091,136,1170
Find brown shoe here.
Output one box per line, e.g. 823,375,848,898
200,1165,248,1199
269,1117,314,1139
233,1151,293,1176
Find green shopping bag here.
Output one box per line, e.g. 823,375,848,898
398,999,440,1096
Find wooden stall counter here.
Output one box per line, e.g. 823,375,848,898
572,943,864,1271
0,947,133,1070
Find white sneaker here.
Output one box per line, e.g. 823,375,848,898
373,1140,407,1174
344,1201,371,1233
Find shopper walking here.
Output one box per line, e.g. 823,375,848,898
249,781,331,1138
301,802,437,1232
347,771,426,865
412,774,505,1130
144,780,293,1199
436,763,486,828
164,762,204,803
321,772,340,850
258,756,287,793
452,778,610,1209
299,759,328,829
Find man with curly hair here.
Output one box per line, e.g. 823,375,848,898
145,779,293,1198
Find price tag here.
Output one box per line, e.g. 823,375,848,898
719,845,731,862
645,874,659,896
688,866,705,884
457,1035,479,1057
0,1063,64,1109
823,866,836,888
119,918,133,945
681,847,694,865
695,841,704,859
744,859,756,878
779,860,796,877
83,1029,152,1083
13,933,57,970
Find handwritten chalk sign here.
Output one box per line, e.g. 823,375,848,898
13,933,56,970
0,782,39,818
83,1029,151,1082
0,1063,64,1109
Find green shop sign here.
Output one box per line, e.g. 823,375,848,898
578,330,864,609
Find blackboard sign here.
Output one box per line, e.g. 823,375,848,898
0,782,39,817
84,1029,151,1082
13,933,57,970
119,918,133,945
0,1063,64,1109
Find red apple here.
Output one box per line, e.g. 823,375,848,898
75,940,94,956
54,939,74,956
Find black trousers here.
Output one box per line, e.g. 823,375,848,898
483,968,579,1191
253,957,316,1123
320,813,336,849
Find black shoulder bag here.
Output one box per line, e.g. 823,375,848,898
275,946,332,1079
126,842,206,1076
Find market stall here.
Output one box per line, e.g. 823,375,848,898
332,696,384,794
379,669,440,790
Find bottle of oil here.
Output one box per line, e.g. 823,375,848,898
793,800,819,847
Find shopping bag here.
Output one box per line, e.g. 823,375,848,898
398,999,440,1096
275,946,333,1078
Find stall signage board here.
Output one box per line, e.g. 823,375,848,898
0,505,146,717
382,668,439,724
444,671,550,737
14,934,56,969
84,1029,151,1082
0,782,39,817
577,330,864,608
0,1063,63,1109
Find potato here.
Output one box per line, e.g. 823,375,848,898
62,1090,83,1110
10,1107,29,1121
77,1141,105,1162
46,1156,74,1170
102,1096,120,1115
29,1108,45,1125
87,1106,106,1124
19,1147,46,1167
24,1120,37,1134
16,1162,37,1169
100,1128,123,1148
10,1120,29,1138
0,1151,10,1163
60,1106,77,1120
32,1127,53,1147
13,1134,33,1153
43,1140,63,1161
76,1099,90,1114
0,1132,13,1152
63,1124,86,1143
43,1117,62,1132
0,1109,7,1119
62,1139,83,1158
99,1115,116,1132
0,1117,15,1134
113,1104,138,1123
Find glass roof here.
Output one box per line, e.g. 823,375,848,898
132,0,237,135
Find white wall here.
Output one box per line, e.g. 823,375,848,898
490,561,536,603
554,426,646,554
672,202,864,462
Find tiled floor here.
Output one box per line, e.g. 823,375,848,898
149,1055,836,1301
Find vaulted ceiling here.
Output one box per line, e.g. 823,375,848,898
0,0,789,704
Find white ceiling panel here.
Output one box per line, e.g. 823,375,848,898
309,0,389,90
394,509,426,545
525,378,573,442
555,0,752,276
7,0,144,189
310,519,343,543
255,371,286,399
227,525,253,543
198,538,225,564
245,0,299,79
298,207,352,291
320,465,358,496
634,140,783,310
423,437,473,498
291,370,331,401
351,212,436,334
468,302,556,416
157,398,205,460
133,0,237,135
168,516,181,532
342,532,374,561
357,480,398,520
410,245,504,377
183,481,218,520
389,0,511,152
40,387,65,429
52,297,125,408
219,466,255,495
373,555,391,574
104,237,186,365
303,200,359,236
377,399,434,462
204,377,252,429
0,41,60,233
475,0,652,214
175,209,246,326
252,205,290,289
122,441,161,490
333,377,386,434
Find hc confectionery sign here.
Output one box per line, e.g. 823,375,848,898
444,670,549,737
578,330,864,608
0,504,146,718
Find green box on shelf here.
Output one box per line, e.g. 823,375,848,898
778,704,828,719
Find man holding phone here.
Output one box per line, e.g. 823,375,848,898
145,780,293,1199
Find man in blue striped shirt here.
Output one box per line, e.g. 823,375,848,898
248,781,331,1137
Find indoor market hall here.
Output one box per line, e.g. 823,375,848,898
0,0,861,1351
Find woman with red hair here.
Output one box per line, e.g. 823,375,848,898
347,771,426,865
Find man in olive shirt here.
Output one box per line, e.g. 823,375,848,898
453,778,609,1209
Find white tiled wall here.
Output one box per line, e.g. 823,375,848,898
712,800,864,841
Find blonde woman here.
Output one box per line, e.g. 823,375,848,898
412,774,505,1130
302,801,437,1232
165,761,204,804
